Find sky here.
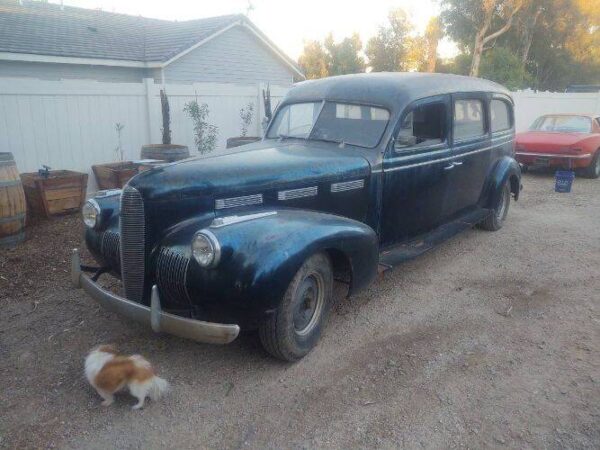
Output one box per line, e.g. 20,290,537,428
54,0,459,60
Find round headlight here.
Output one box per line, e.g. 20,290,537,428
192,230,221,268
82,200,101,228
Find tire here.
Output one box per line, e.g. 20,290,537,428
583,151,600,179
479,181,511,231
259,252,333,361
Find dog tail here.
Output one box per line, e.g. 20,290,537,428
148,375,169,401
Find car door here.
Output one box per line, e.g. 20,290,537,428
444,93,492,218
380,95,454,246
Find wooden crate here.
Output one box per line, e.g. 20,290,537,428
92,161,139,190
20,170,88,218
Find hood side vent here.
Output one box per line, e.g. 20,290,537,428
215,194,263,210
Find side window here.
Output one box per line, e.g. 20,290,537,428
490,99,511,132
453,99,485,140
395,102,447,149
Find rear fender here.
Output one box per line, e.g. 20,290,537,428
483,156,522,208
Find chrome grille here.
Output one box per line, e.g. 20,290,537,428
100,230,121,270
156,247,191,307
120,186,145,303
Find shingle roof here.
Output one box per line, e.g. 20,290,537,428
0,1,256,63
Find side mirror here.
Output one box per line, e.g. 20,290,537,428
394,135,417,150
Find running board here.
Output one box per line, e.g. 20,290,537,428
378,208,491,272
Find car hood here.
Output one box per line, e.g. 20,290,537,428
130,140,371,203
516,131,588,151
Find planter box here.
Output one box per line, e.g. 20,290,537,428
92,161,139,190
21,170,88,218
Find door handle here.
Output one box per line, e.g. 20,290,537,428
443,163,455,170
452,161,463,166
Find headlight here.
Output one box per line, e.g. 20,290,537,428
82,199,101,228
192,230,221,268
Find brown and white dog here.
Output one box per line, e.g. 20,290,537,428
84,345,169,410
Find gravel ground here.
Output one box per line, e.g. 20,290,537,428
1,171,599,449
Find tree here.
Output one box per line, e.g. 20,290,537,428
423,17,443,72
442,0,526,76
297,33,365,79
365,9,413,72
298,40,330,79
324,33,366,75
479,47,532,89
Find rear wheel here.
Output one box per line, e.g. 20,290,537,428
479,181,510,231
259,252,333,361
583,151,600,179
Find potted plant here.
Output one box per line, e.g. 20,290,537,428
183,99,219,155
141,89,190,162
21,166,88,218
92,123,140,189
226,102,261,148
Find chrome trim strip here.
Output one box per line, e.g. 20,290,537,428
384,138,514,173
211,211,277,228
331,179,365,192
515,152,591,159
277,186,318,200
215,194,263,209
72,249,240,345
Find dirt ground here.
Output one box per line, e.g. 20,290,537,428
1,171,599,449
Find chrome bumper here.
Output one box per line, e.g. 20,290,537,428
515,151,591,159
71,249,240,345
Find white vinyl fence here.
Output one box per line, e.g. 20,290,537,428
0,77,288,192
1,76,599,193
512,90,600,132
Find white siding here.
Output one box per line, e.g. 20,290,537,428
163,25,294,85
0,60,147,83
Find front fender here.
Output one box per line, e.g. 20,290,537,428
157,209,379,324
483,156,521,209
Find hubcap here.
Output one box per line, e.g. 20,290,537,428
293,272,325,336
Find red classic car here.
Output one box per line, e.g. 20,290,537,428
515,114,600,178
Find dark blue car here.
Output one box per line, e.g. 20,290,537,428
73,73,521,361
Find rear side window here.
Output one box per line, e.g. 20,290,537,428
454,99,485,140
395,102,447,149
491,99,511,132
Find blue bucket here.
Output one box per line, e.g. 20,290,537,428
555,170,575,193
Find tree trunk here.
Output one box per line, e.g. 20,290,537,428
470,0,524,77
521,6,542,65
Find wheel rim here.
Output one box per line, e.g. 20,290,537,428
293,272,325,336
496,186,509,222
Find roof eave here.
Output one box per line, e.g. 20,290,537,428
0,51,162,68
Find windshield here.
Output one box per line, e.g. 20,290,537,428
267,101,390,148
531,115,591,133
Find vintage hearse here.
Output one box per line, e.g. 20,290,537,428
72,73,521,361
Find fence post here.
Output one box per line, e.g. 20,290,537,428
143,78,154,145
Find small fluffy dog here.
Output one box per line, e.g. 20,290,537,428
85,345,169,410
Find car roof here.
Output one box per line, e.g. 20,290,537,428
538,113,598,118
283,72,512,112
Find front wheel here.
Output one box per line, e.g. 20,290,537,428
259,252,333,361
479,181,511,231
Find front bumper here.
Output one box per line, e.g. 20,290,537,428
515,151,592,168
71,249,240,345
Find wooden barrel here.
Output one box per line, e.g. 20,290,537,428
0,153,26,247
